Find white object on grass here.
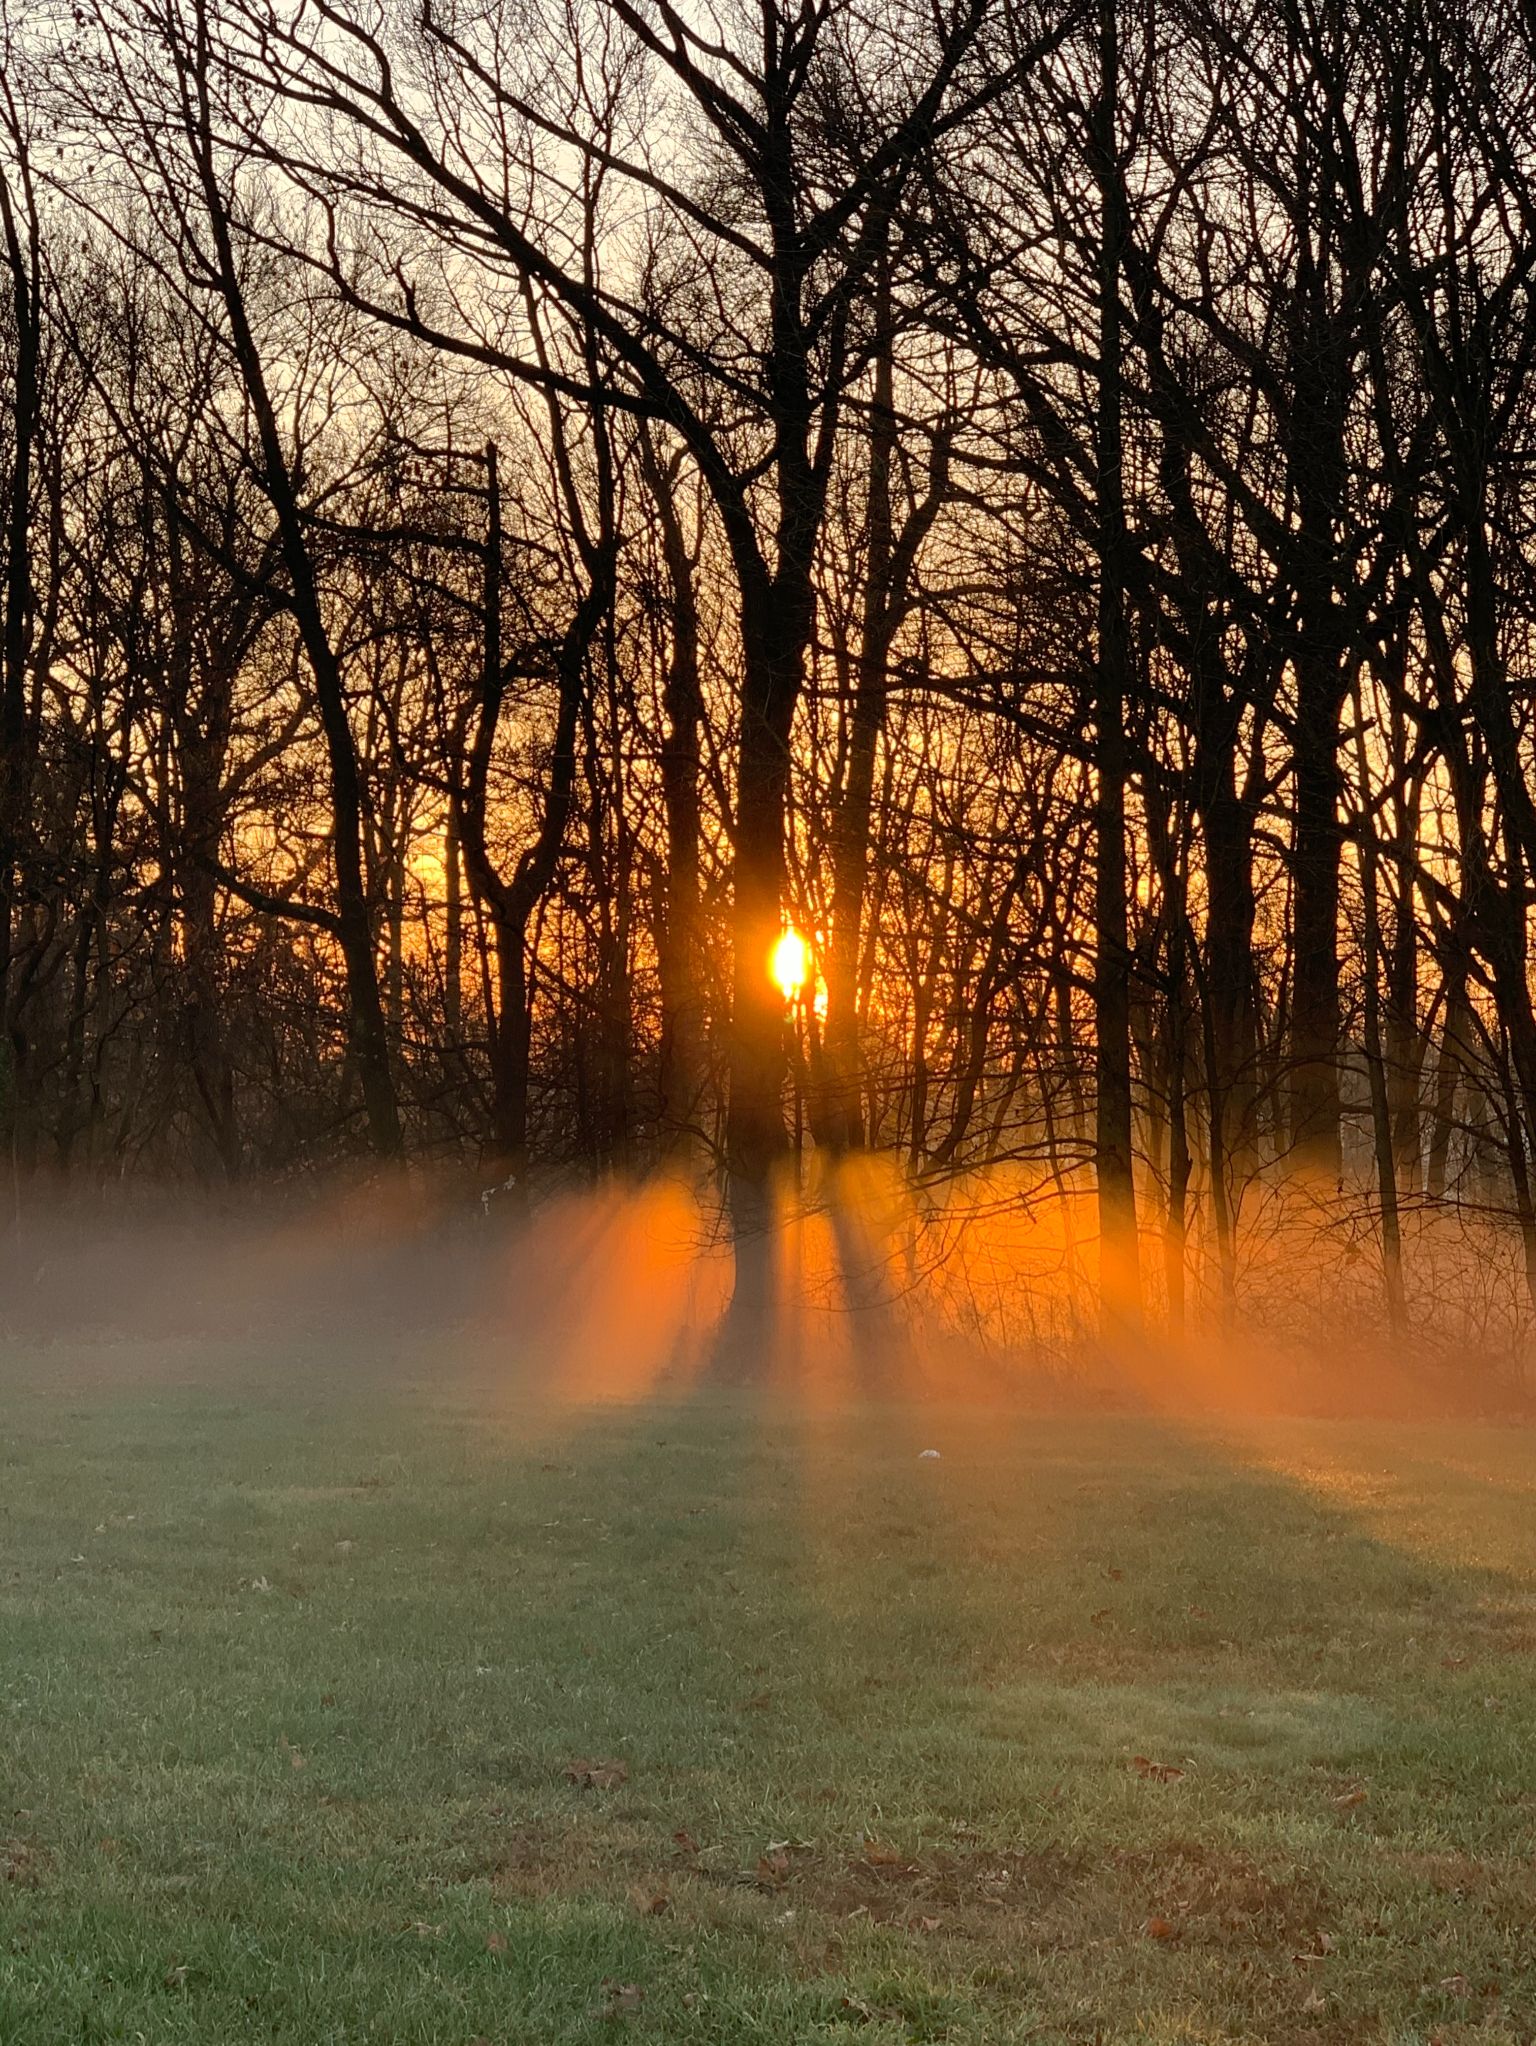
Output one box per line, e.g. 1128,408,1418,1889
918,1449,941,1460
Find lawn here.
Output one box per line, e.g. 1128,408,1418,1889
2,1343,1535,2044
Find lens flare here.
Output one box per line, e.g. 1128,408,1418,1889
771,926,809,1002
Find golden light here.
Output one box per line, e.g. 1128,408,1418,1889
770,926,810,1003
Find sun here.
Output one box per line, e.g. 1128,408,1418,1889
770,926,809,1003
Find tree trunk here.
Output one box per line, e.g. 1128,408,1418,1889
639,433,706,1167
1089,0,1141,1336
824,243,897,1153
0,146,41,1162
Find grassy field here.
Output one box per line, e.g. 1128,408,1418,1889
2,1346,1535,2044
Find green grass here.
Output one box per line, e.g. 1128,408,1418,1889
2,1349,1535,2043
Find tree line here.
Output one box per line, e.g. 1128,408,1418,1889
4,0,1536,1337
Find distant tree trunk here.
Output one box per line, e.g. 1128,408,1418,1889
638,431,706,1168
1089,0,1141,1336
1351,694,1407,1337
175,619,242,1181
444,800,463,1042
1286,347,1348,1180
1145,786,1191,1336
825,241,897,1155
582,666,634,1174
1382,685,1424,1191
0,138,42,1161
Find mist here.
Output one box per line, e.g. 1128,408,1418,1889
4,1171,1528,1429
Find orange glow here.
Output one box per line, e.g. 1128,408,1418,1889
771,926,809,1002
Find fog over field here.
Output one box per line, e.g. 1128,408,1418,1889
2,1177,1528,1430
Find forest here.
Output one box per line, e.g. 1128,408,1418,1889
3,0,1536,1354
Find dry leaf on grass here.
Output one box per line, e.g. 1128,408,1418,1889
1131,1755,1185,1782
563,1758,628,1790
862,1838,908,1868
588,1981,645,2020
1145,1914,1179,1940
1332,1786,1368,1809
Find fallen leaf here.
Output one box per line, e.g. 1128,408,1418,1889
588,1980,645,2020
1131,1756,1185,1783
628,1882,669,1917
862,1838,906,1867
1145,1915,1179,1940
916,1914,942,1933
672,1827,700,1855
563,1758,628,1791
1089,1607,1113,1626
755,1848,790,1886
1332,1786,1368,1809
1301,1987,1326,2013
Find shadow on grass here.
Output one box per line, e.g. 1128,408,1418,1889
1,1355,1534,2043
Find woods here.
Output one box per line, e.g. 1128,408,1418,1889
6,0,1536,1341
